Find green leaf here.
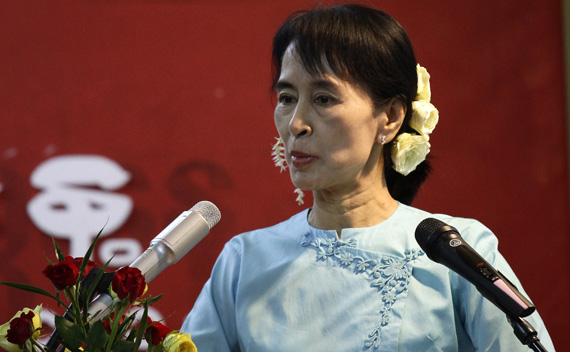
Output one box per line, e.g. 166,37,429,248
77,228,104,288
81,229,101,269
81,256,115,322
116,312,137,340
44,253,54,266
0,282,60,302
52,238,65,262
110,340,136,352
132,303,149,352
106,301,128,352
143,293,164,306
124,327,138,342
85,320,107,352
55,315,84,351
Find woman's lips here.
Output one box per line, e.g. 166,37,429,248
290,151,316,168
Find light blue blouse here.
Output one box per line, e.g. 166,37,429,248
181,203,555,351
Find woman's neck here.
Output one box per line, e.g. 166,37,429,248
308,183,399,237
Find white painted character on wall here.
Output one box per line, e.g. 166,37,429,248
27,155,141,266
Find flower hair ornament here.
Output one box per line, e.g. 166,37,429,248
271,137,305,205
271,64,438,204
390,64,439,176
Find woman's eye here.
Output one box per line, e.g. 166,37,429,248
278,94,295,104
314,95,334,105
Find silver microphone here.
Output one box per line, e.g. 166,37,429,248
130,200,221,282
87,201,221,321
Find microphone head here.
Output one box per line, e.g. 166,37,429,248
415,217,458,262
191,201,221,229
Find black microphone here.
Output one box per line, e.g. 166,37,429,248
415,217,535,318
86,200,221,321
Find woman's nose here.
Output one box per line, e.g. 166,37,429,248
289,104,312,138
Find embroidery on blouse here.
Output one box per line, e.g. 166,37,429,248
301,235,424,350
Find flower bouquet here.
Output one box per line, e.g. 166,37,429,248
0,232,197,352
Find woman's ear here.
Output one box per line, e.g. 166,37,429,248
377,98,406,144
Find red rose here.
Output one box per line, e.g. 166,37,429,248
145,317,173,346
42,260,79,290
65,256,96,279
6,311,35,345
112,267,146,302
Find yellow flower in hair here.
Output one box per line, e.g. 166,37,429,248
391,133,430,176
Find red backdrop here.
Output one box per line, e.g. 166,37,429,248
0,0,567,349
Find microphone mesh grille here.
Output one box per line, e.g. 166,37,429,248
416,218,447,237
415,217,447,252
191,201,222,229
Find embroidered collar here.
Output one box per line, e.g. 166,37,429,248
299,205,424,350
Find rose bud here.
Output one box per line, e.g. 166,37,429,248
112,266,146,303
65,256,97,279
6,311,35,345
145,317,173,346
42,260,79,290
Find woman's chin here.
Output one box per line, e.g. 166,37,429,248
290,177,316,191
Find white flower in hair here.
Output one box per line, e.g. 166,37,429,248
391,133,430,176
410,100,439,136
416,64,431,102
390,64,438,175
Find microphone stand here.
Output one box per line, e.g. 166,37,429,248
45,268,115,352
507,314,548,352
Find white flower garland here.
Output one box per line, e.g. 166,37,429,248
271,64,438,204
391,64,439,176
271,138,305,205
271,137,287,172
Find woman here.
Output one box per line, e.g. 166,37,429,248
181,5,554,351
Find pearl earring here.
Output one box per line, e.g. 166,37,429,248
381,135,386,145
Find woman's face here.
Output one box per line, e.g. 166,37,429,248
274,46,389,195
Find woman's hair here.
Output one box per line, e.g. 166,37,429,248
271,4,430,205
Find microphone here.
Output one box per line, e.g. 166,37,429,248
86,200,221,321
130,200,221,282
415,217,535,318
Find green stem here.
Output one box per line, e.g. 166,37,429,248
105,299,128,352
66,286,89,341
32,338,48,352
